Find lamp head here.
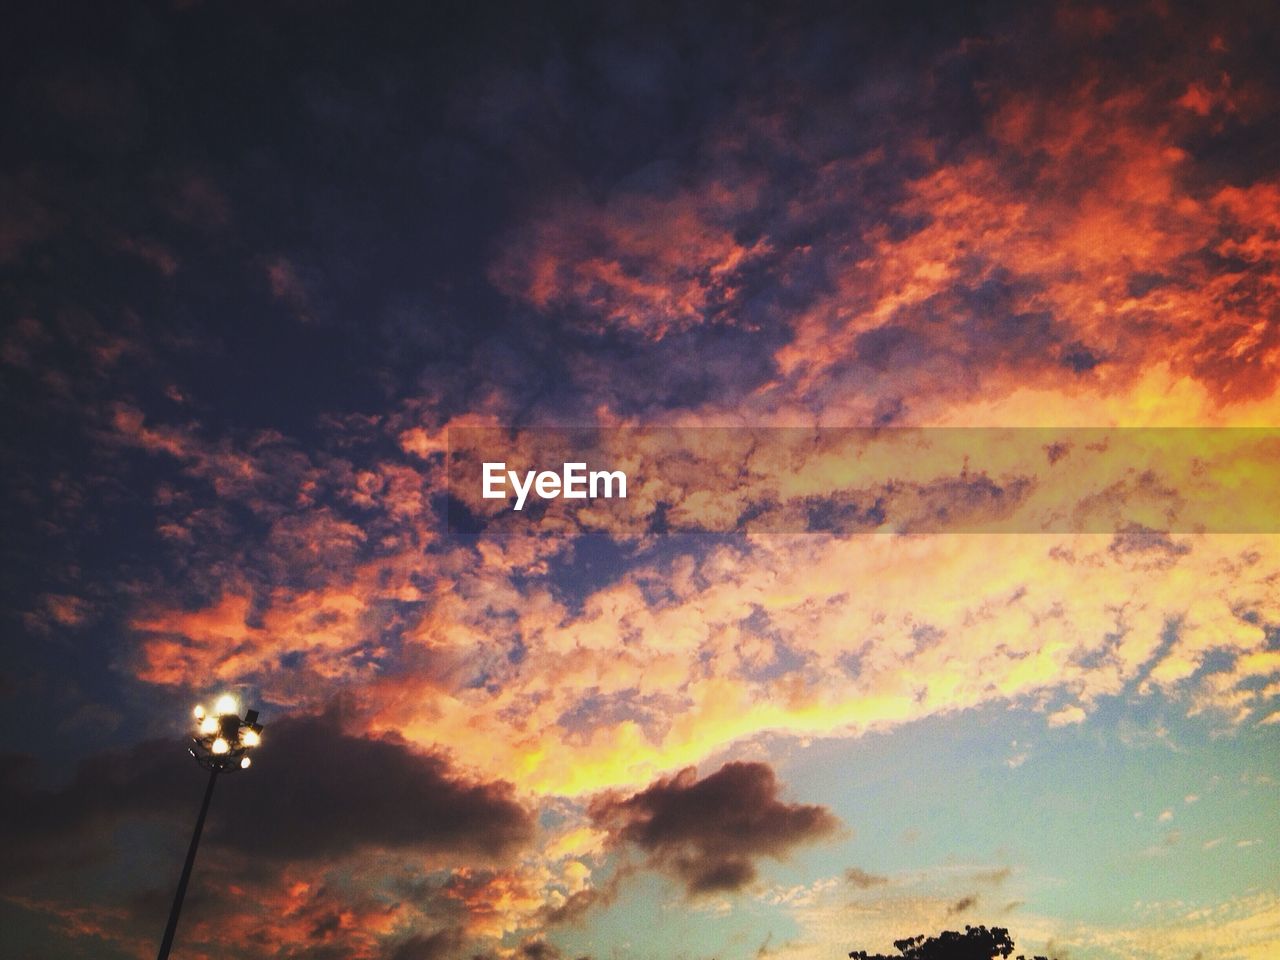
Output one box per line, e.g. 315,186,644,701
189,698,263,773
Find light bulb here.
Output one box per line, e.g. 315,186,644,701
211,737,229,755
240,756,251,769
193,704,205,720
214,694,238,716
200,716,219,736
241,728,260,748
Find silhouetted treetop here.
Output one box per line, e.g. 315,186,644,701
847,925,1056,960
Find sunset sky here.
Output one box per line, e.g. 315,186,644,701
3,2,1279,959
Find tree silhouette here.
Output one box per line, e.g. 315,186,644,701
848,925,1055,960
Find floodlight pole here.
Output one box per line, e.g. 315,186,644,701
156,766,219,960
154,699,261,960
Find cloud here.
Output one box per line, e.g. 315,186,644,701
0,710,534,881
1047,704,1087,728
384,927,466,960
213,712,535,862
589,761,839,894
468,0,1280,430
7,1,1280,956
490,187,770,342
844,867,889,889
973,867,1012,886
335,530,1280,801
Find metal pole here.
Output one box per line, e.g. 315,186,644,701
156,766,219,960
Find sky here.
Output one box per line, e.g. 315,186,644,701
2,1,1279,959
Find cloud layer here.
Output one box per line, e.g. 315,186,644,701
3,0,1280,957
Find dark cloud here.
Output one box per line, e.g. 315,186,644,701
519,942,564,960
539,864,633,928
384,927,466,960
973,866,1012,885
589,761,839,894
0,709,533,883
214,713,534,861
1108,526,1191,560
509,938,592,960
844,867,889,889
540,888,602,927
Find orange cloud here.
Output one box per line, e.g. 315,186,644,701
491,185,769,340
